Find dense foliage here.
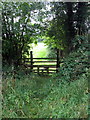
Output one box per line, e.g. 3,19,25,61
2,2,89,119
2,2,89,64
55,35,89,82
45,2,89,55
2,2,45,65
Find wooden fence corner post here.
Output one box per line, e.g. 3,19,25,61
30,51,33,72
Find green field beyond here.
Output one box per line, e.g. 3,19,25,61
31,42,56,67
32,42,48,58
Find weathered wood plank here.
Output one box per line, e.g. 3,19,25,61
25,65,56,68
33,61,57,62
33,71,55,74
33,58,56,59
23,58,56,60
24,61,57,63
37,66,39,74
49,69,56,71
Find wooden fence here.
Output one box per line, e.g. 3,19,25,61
22,50,60,74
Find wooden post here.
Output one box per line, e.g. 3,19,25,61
56,49,60,73
42,69,44,74
47,67,49,74
30,51,33,72
45,66,49,74
37,66,39,74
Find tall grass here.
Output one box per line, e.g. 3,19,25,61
2,66,88,118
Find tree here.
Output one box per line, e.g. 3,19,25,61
2,2,44,65
65,2,75,52
76,2,88,35
45,2,88,55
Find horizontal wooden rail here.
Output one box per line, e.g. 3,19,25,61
33,68,56,71
23,64,56,68
48,69,56,71
33,61,57,62
33,68,56,70
33,58,56,59
25,61,57,63
23,58,56,60
33,71,55,74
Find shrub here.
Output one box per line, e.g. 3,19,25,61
54,35,89,83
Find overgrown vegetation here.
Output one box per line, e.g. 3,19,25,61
2,2,89,119
55,35,89,82
3,35,89,118
2,67,89,118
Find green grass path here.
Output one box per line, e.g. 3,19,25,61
3,71,88,118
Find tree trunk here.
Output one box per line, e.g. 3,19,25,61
65,2,75,53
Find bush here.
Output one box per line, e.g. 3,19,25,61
54,35,89,83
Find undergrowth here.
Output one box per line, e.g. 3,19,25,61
2,35,89,118
2,70,88,118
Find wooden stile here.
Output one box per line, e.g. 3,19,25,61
22,50,60,74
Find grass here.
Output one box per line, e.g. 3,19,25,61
2,66,88,118
2,38,89,118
